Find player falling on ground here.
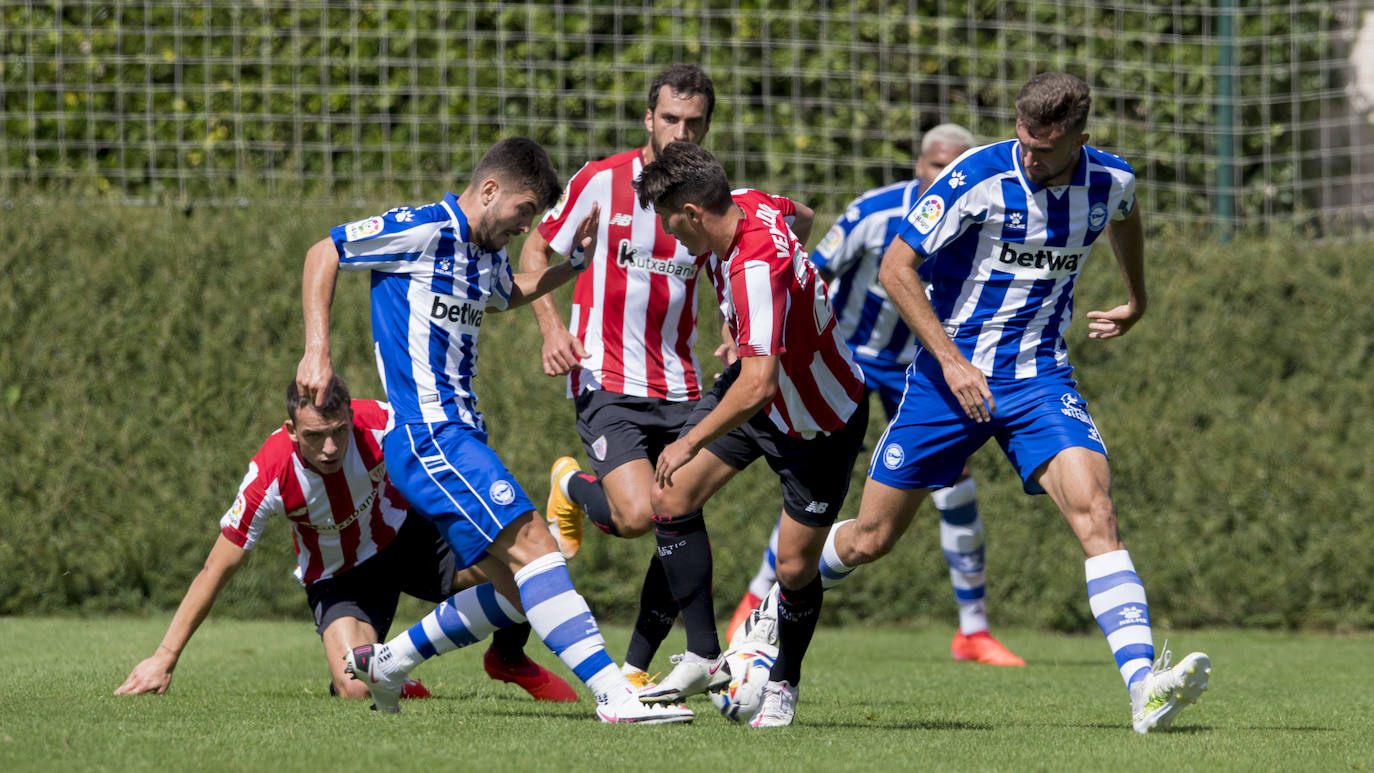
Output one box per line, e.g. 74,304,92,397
116,376,574,703
809,73,1210,733
633,142,869,727
519,64,721,692
726,124,1023,668
294,137,692,723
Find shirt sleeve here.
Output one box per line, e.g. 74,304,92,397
896,163,986,259
729,247,789,358
219,459,284,551
537,162,603,257
329,204,444,273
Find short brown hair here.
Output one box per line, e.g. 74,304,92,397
286,374,351,422
471,137,561,209
649,64,716,123
633,141,733,214
1016,72,1092,135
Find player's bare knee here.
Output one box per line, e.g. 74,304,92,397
848,521,899,565
773,554,817,588
615,504,656,537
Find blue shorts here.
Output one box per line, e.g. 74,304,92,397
383,422,536,568
869,357,1107,495
855,356,911,422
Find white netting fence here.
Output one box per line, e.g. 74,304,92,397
3,0,1371,235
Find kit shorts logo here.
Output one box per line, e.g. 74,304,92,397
591,435,608,462
489,480,515,506
882,442,904,470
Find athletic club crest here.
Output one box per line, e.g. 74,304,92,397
591,435,608,462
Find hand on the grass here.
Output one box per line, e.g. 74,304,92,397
115,653,175,695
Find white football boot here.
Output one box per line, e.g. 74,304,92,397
636,651,730,703
750,680,799,727
1129,646,1211,733
344,643,406,714
596,685,694,724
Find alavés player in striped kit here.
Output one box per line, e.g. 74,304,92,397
726,123,1025,668
294,137,692,723
633,142,869,727
811,73,1210,733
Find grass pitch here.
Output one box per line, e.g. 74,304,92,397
1,617,1367,772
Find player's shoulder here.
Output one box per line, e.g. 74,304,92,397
731,187,794,216
1082,145,1136,177
951,140,1017,180
848,180,919,219
336,197,452,243
250,425,298,481
580,148,642,177
349,399,391,430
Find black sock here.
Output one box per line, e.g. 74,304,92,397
489,621,533,662
568,472,620,537
624,551,679,669
653,510,719,658
770,574,823,686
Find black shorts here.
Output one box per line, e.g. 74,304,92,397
574,389,698,478
688,361,869,528
303,513,456,640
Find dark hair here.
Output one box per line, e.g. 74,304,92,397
471,137,561,209
1016,72,1092,135
633,141,733,214
286,374,351,422
648,64,716,123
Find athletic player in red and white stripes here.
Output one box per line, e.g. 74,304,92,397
115,375,574,703
519,64,719,690
632,142,869,727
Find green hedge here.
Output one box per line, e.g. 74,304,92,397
1,198,1369,630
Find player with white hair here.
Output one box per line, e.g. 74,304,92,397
726,123,1025,669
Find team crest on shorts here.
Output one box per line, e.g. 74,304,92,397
591,435,608,462
1059,394,1103,444
882,442,905,470
489,480,515,505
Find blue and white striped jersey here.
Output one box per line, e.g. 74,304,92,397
329,193,515,430
811,179,925,366
897,139,1136,380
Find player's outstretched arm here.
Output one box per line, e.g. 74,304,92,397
297,237,341,406
518,227,587,376
115,535,248,695
1087,205,1148,340
879,236,994,422
506,203,600,311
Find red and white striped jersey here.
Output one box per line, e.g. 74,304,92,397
219,400,411,587
708,189,866,439
538,148,708,401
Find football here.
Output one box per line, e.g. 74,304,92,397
708,642,778,723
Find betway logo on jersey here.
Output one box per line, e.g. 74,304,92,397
428,293,485,333
616,240,698,279
997,242,1085,273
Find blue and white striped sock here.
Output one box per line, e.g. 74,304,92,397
1086,549,1155,690
747,516,782,599
378,582,524,678
933,478,988,634
515,551,622,699
819,519,857,590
